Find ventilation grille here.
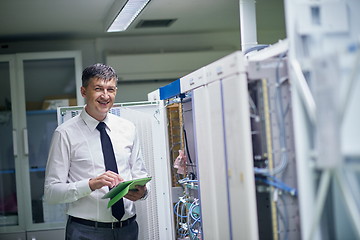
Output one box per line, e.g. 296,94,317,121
136,19,176,28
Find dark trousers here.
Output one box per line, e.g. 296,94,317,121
65,217,139,240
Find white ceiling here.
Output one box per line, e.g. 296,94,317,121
0,0,241,41
0,0,285,43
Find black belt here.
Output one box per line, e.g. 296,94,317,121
69,215,136,229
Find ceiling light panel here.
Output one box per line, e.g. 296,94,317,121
107,0,151,32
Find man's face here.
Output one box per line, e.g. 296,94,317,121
81,77,117,121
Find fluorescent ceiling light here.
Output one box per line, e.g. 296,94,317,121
107,0,151,32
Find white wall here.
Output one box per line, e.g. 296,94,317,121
0,31,241,102
0,31,240,64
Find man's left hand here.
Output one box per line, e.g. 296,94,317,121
125,185,147,201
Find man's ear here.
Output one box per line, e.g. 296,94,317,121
80,86,86,97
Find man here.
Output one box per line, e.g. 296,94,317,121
44,63,149,240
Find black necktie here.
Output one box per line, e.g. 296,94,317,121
96,122,125,221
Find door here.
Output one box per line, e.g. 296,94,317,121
0,51,82,236
16,51,83,230
0,55,25,234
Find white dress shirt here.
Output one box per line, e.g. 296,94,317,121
44,108,149,222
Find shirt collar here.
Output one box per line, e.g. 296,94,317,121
80,107,112,132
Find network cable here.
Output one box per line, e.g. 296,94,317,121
174,196,202,240
255,175,297,196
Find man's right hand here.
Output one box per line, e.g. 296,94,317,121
89,170,123,191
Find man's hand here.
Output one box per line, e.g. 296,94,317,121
125,185,147,201
89,170,123,191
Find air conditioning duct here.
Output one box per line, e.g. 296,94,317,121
106,50,232,81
